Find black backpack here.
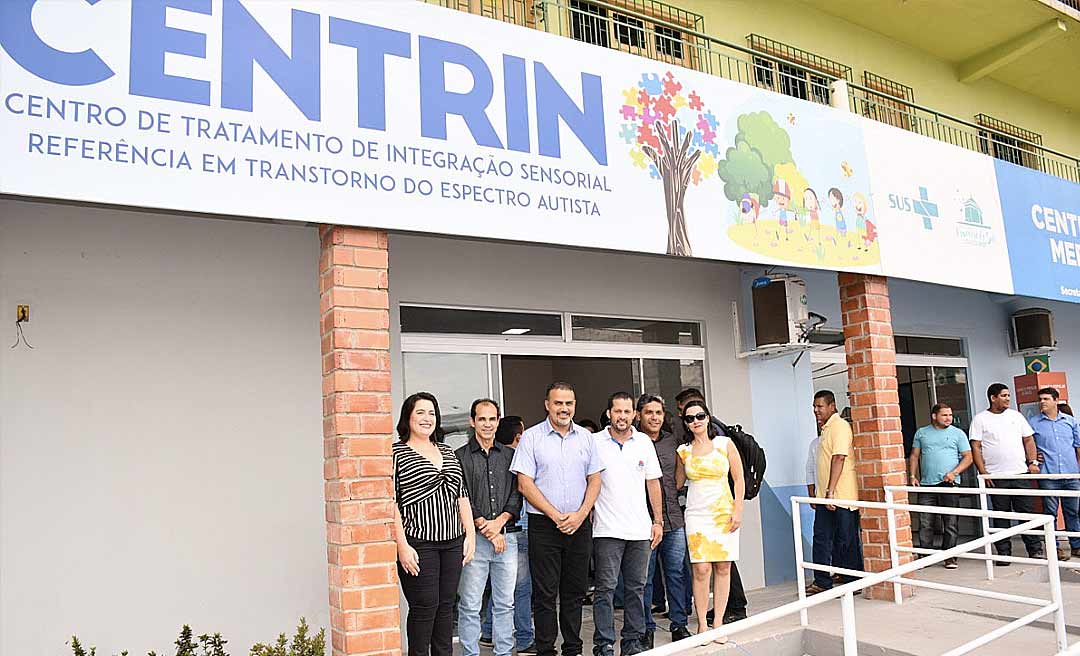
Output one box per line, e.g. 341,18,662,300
718,421,767,501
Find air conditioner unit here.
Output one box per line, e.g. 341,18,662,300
752,274,809,348
1010,308,1056,356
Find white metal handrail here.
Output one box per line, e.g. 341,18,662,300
643,495,1067,656
885,473,1080,582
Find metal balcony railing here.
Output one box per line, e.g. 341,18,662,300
424,0,1080,185
851,85,1080,183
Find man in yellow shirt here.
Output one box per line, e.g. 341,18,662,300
807,390,864,595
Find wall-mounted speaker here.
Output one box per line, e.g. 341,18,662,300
1010,308,1056,355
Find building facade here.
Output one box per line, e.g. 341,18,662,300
3,1,1080,655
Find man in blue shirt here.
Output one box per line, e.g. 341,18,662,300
1030,387,1080,562
510,382,604,656
908,402,972,569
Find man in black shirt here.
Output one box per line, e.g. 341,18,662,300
638,395,693,645
456,399,523,656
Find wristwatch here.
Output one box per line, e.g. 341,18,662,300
1027,459,1039,466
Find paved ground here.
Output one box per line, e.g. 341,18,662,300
457,540,1080,655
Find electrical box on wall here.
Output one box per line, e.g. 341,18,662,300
1010,308,1056,356
751,274,809,348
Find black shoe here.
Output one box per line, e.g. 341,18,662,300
480,636,494,647
642,630,654,650
705,608,715,625
722,612,747,624
652,603,667,614
517,645,538,655
621,642,646,656
996,559,1012,567
593,647,614,656
671,626,693,642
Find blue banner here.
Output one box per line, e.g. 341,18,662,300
998,159,1080,302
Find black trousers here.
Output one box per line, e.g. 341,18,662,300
989,477,1041,556
725,562,747,617
529,514,592,656
398,535,464,656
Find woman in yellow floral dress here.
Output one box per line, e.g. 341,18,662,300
675,400,745,641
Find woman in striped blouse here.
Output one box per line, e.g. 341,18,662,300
393,391,475,656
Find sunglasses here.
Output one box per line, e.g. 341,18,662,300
682,412,709,423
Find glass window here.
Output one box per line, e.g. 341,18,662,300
400,306,562,337
402,353,490,449
571,316,701,345
613,13,646,49
895,336,964,357
642,359,705,424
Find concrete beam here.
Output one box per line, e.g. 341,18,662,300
958,19,1067,83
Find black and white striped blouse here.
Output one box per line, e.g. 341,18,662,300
393,440,468,542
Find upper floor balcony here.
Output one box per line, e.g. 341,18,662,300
428,0,1080,185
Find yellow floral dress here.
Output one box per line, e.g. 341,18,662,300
678,436,739,563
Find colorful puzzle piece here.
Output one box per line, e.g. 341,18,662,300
672,94,687,110
648,164,661,180
704,142,719,157
621,104,639,121
703,111,718,131
620,123,638,145
688,91,703,111
637,88,652,108
638,124,660,151
640,73,663,96
653,95,675,120
697,152,718,178
662,72,683,97
622,87,642,109
642,105,659,125
692,168,702,185
630,147,647,169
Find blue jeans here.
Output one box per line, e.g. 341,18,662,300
644,528,690,631
459,532,518,656
592,538,651,653
812,507,863,589
482,528,534,649
1041,478,1080,549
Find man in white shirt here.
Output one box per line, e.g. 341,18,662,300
969,383,1042,562
591,392,664,656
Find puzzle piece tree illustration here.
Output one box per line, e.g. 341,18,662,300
618,72,721,257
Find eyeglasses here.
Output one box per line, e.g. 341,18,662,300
682,412,709,423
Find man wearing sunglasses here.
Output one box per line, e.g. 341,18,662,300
673,389,748,625
637,394,693,646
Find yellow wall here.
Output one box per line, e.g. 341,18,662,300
678,0,1080,159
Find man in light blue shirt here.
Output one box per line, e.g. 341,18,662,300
510,382,604,656
1030,387,1080,561
908,403,972,569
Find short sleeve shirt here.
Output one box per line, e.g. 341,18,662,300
912,425,970,485
1029,412,1080,475
969,409,1034,475
806,437,820,487
510,419,605,515
592,428,663,540
816,414,858,505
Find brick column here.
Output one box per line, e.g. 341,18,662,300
838,273,914,600
320,226,400,656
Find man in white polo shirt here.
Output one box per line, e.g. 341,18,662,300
970,382,1042,562
591,392,664,656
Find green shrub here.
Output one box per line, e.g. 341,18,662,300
249,618,324,656
68,618,323,656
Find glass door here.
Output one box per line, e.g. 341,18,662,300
402,352,492,449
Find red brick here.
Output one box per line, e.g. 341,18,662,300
361,457,394,477
341,267,384,289
353,248,390,269
362,542,398,565
362,585,400,608
341,229,382,248
351,479,393,500
345,436,393,456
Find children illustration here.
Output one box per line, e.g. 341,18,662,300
773,178,794,242
740,193,761,242
829,187,848,246
853,193,876,250
803,188,821,244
